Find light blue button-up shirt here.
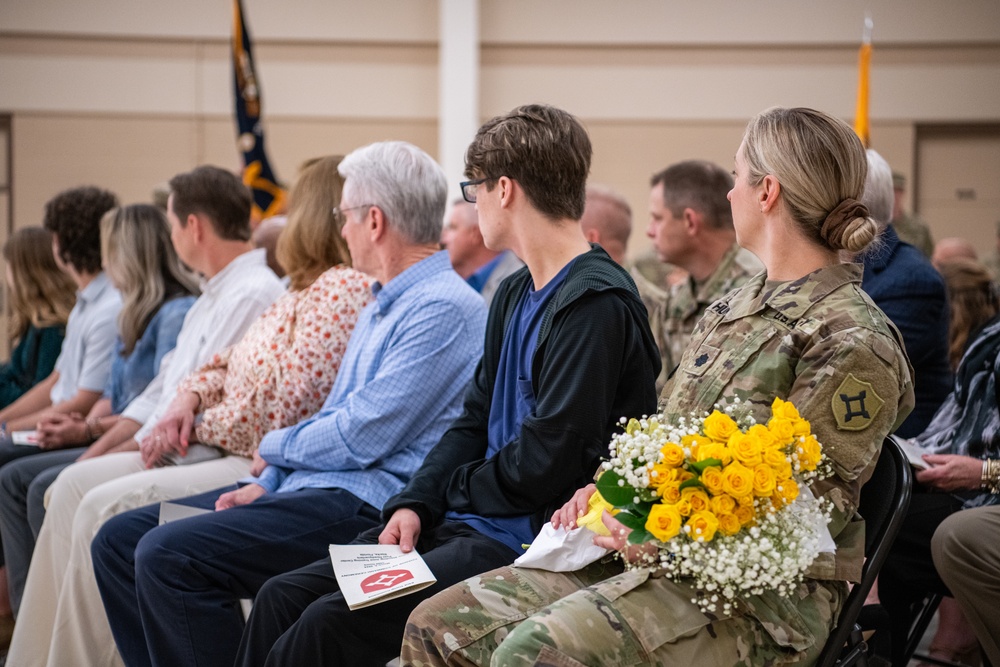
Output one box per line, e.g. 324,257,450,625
253,251,487,511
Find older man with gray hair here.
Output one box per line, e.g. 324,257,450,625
860,149,950,437
91,141,488,667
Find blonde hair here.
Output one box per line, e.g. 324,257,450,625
939,258,1000,370
742,107,878,254
101,205,200,354
2,227,76,341
277,155,352,291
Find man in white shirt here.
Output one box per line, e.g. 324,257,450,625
7,165,284,667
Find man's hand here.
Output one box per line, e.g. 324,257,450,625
917,454,983,492
378,508,422,553
551,483,596,530
215,483,266,511
249,449,268,477
36,413,87,450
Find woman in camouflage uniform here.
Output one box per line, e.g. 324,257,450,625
400,107,915,667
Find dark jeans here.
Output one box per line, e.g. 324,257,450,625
0,447,83,614
235,521,519,667
878,490,964,665
91,486,382,667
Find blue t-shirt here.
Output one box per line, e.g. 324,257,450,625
447,257,578,553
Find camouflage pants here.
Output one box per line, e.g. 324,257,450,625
401,560,844,667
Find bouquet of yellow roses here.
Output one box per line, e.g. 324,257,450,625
594,397,832,613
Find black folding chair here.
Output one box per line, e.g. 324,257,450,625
815,435,913,667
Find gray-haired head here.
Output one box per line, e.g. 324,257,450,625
862,149,894,228
338,141,448,244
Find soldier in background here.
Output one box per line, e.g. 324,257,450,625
892,171,934,257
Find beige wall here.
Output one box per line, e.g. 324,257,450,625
1,0,999,262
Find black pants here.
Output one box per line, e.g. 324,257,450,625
236,521,518,667
878,491,964,666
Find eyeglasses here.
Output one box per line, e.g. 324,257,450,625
332,204,375,225
459,178,490,204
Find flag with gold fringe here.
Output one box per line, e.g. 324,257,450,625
232,0,286,225
853,16,873,148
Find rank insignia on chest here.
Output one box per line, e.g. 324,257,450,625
694,353,710,367
831,373,884,431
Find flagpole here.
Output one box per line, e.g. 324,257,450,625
853,14,873,148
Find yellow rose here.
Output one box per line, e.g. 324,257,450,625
763,447,793,479
771,397,801,420
681,433,707,452
737,493,754,507
658,482,682,504
649,463,676,488
747,423,777,450
797,435,823,470
681,488,711,513
767,418,795,445
709,493,736,515
659,442,686,468
676,494,693,517
696,441,733,466
703,411,739,443
752,464,777,497
686,510,720,542
646,503,683,542
791,418,811,437
700,466,725,495
776,477,799,505
728,432,763,467
717,512,741,536
721,462,754,498
734,503,755,526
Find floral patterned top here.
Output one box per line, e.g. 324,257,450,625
178,265,371,458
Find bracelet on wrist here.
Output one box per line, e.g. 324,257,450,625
982,459,1000,495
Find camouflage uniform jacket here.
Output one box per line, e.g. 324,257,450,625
891,213,933,258
662,261,914,582
650,242,761,391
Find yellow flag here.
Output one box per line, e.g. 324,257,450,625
853,18,873,147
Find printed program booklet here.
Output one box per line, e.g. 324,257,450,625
11,430,39,446
329,544,436,610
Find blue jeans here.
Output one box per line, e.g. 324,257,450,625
91,485,381,667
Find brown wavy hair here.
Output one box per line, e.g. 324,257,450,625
277,156,352,291
3,227,77,341
939,258,1000,370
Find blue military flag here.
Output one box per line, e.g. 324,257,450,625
232,0,286,224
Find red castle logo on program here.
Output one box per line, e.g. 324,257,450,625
361,569,414,594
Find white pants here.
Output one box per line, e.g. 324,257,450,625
7,452,253,667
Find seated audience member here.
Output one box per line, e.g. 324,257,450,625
0,204,197,621
891,171,934,258
859,150,950,438
252,215,288,279
401,107,913,667
932,504,1000,667
0,186,120,453
442,198,523,304
91,140,488,667
923,259,999,663
0,228,76,408
983,221,1000,279
939,258,999,370
226,104,660,667
931,236,978,270
874,261,1000,667
5,165,284,667
644,160,761,391
579,184,632,266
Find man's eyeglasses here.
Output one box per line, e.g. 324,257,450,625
459,178,490,204
332,204,375,225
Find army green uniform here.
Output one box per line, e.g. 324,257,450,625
647,243,760,392
400,262,914,667
891,214,933,258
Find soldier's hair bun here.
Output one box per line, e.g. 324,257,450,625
819,198,878,253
